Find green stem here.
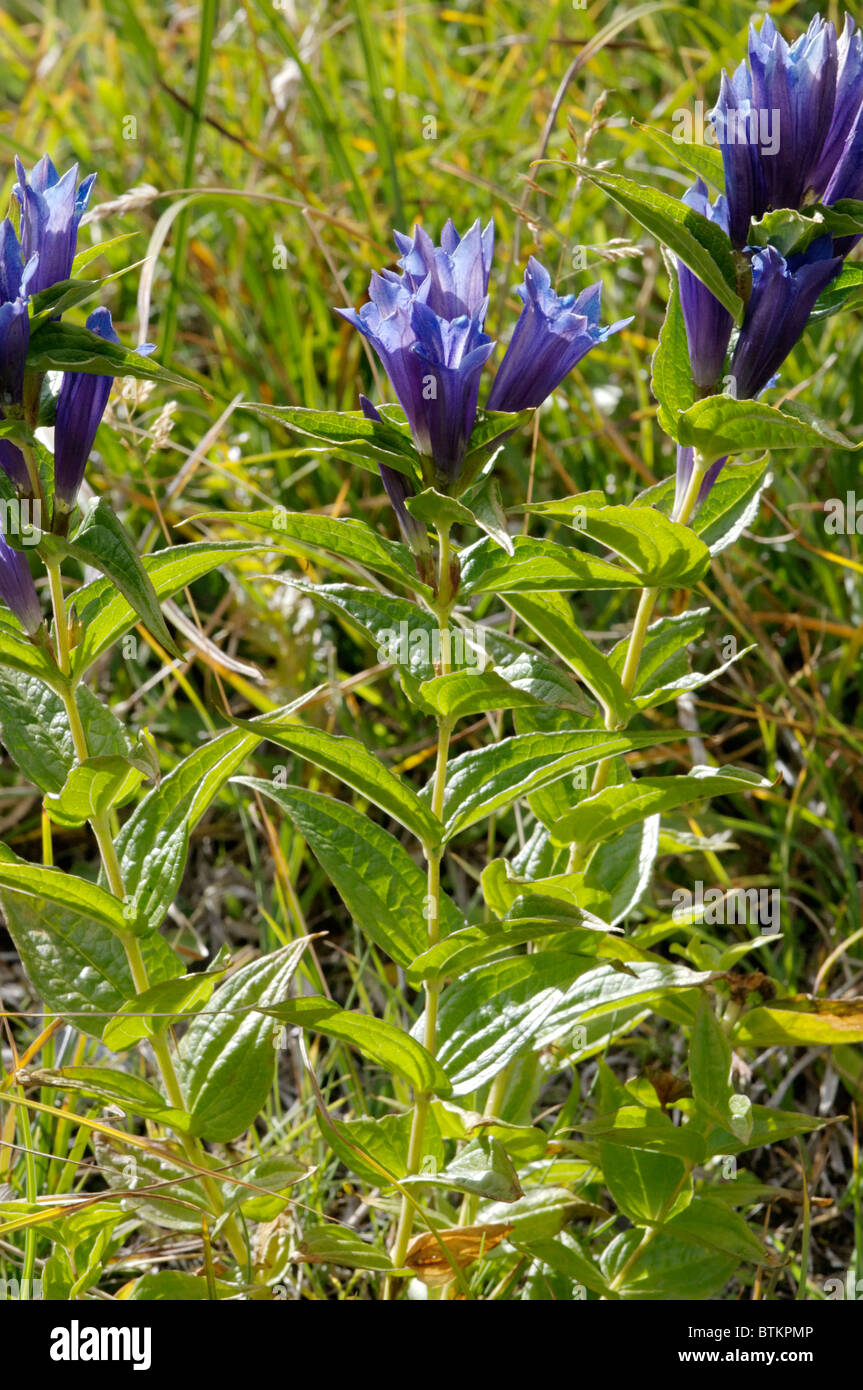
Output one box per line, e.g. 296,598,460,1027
386,525,455,1297
567,452,712,873
47,560,248,1267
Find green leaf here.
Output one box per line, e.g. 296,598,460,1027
404,487,475,532
127,1272,240,1300
575,165,742,319
44,755,147,828
460,535,643,596
585,812,660,924
690,994,733,1117
634,120,726,192
0,674,128,793
810,261,863,321
462,475,514,554
601,1228,737,1299
177,939,310,1141
1,890,180,1040
407,906,614,985
0,845,131,935
223,1153,308,1221
190,508,426,593
0,616,58,683
483,628,594,715
503,591,629,725
534,959,714,1048
231,721,440,845
636,458,770,556
430,953,594,1094
61,500,181,657
734,996,863,1047
102,966,227,1053
599,1142,692,1224
418,669,544,721
554,766,769,848
651,272,695,424
245,402,420,479
662,1195,777,1265
237,778,462,965
569,506,711,587
275,581,450,685
677,395,861,463
25,319,203,392
403,1136,523,1203
263,995,451,1096
297,1226,399,1273
23,1066,190,1130
114,724,263,934
428,729,678,841
72,541,264,675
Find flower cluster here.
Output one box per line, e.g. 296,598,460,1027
338,219,629,545
675,12,863,512
0,155,140,635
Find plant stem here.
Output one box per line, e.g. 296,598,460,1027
46,560,248,1266
567,452,712,873
386,525,455,1296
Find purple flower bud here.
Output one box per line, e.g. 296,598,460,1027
673,444,728,521
0,530,41,634
486,258,630,414
13,155,96,296
0,299,30,407
677,182,734,391
729,237,843,401
359,394,427,553
53,307,119,514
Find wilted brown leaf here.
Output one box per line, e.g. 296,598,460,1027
404,1222,513,1286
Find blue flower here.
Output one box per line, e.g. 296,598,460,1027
0,218,39,492
13,155,96,296
359,395,428,554
811,15,863,196
710,60,769,249
486,258,630,414
338,223,626,516
393,217,494,319
710,14,863,247
53,308,120,515
0,530,41,634
337,221,495,488
673,444,728,521
729,237,843,400
677,183,734,392
748,15,838,215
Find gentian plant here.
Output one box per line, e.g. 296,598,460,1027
2,8,863,1309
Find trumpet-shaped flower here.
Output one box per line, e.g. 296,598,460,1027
487,259,630,414
53,308,120,514
13,155,96,296
729,237,843,400
0,218,39,492
677,183,734,392
338,223,628,528
0,530,40,634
